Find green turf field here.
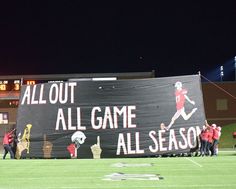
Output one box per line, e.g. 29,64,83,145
219,123,236,148
0,151,236,189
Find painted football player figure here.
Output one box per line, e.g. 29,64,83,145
166,81,197,130
71,131,86,149
67,131,86,158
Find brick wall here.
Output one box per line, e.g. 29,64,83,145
202,82,236,126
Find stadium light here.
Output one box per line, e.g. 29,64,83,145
235,56,236,81
220,65,224,82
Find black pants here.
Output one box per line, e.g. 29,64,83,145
200,140,208,155
3,144,14,159
212,139,219,156
206,142,213,156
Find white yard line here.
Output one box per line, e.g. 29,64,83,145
185,157,202,167
219,150,236,152
46,184,236,189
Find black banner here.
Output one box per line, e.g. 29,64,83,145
16,75,205,159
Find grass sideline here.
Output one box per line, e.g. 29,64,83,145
220,123,236,148
0,151,236,189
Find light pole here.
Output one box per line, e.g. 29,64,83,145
220,65,224,82
234,56,236,81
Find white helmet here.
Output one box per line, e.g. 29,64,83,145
71,131,86,148
175,81,182,88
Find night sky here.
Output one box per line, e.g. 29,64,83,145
1,2,236,81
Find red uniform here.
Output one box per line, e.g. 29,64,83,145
175,89,187,110
213,128,220,140
212,127,221,156
200,129,208,141
200,128,208,156
3,132,13,145
67,143,76,158
207,127,214,143
2,129,15,159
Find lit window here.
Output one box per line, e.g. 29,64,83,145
216,99,228,110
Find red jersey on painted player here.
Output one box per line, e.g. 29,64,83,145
166,81,197,130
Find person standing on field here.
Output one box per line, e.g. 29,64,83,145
212,125,221,156
199,125,208,156
2,128,16,159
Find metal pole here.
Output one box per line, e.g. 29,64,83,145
234,56,236,81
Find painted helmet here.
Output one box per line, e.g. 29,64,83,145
175,81,182,88
71,131,86,145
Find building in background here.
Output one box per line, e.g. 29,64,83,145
202,82,236,126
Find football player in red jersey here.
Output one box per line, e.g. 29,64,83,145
166,81,197,130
